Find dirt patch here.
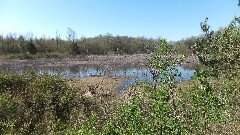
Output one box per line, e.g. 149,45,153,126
0,55,7,62
42,54,148,67
0,54,148,70
0,54,198,71
66,76,133,97
181,55,199,69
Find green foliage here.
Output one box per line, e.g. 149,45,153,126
35,52,69,58
0,33,157,56
172,36,198,56
0,72,83,134
148,39,185,88
1,25,240,133
0,72,28,92
0,92,25,134
1,3,240,134
190,17,240,133
98,40,188,134
178,70,225,134
98,36,228,134
69,42,79,55
76,113,99,134
193,17,240,76
103,96,151,134
24,41,37,54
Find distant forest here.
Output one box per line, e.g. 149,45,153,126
0,28,198,56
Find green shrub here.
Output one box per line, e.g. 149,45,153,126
0,72,82,134
0,92,25,134
24,41,37,54
42,52,69,58
193,18,240,77
0,72,28,92
190,17,240,133
69,42,79,55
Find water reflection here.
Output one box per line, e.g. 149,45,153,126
0,63,194,91
54,66,193,91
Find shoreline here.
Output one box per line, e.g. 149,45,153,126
0,54,198,70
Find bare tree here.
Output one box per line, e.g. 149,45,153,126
25,32,34,41
66,28,76,42
18,35,25,53
56,31,61,51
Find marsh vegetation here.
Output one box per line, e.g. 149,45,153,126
1,4,240,135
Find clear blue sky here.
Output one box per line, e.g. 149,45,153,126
0,0,239,41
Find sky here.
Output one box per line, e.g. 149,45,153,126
0,0,239,41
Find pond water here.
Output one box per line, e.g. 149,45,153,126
0,62,194,91
6,65,193,91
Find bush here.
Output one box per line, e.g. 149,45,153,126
193,18,240,76
69,42,79,55
0,72,28,92
24,41,37,54
0,72,82,134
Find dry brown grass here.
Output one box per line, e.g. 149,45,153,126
66,76,133,98
0,54,7,62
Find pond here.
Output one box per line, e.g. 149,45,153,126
0,62,194,91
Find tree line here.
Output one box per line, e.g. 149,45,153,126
0,28,202,57
0,30,160,56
